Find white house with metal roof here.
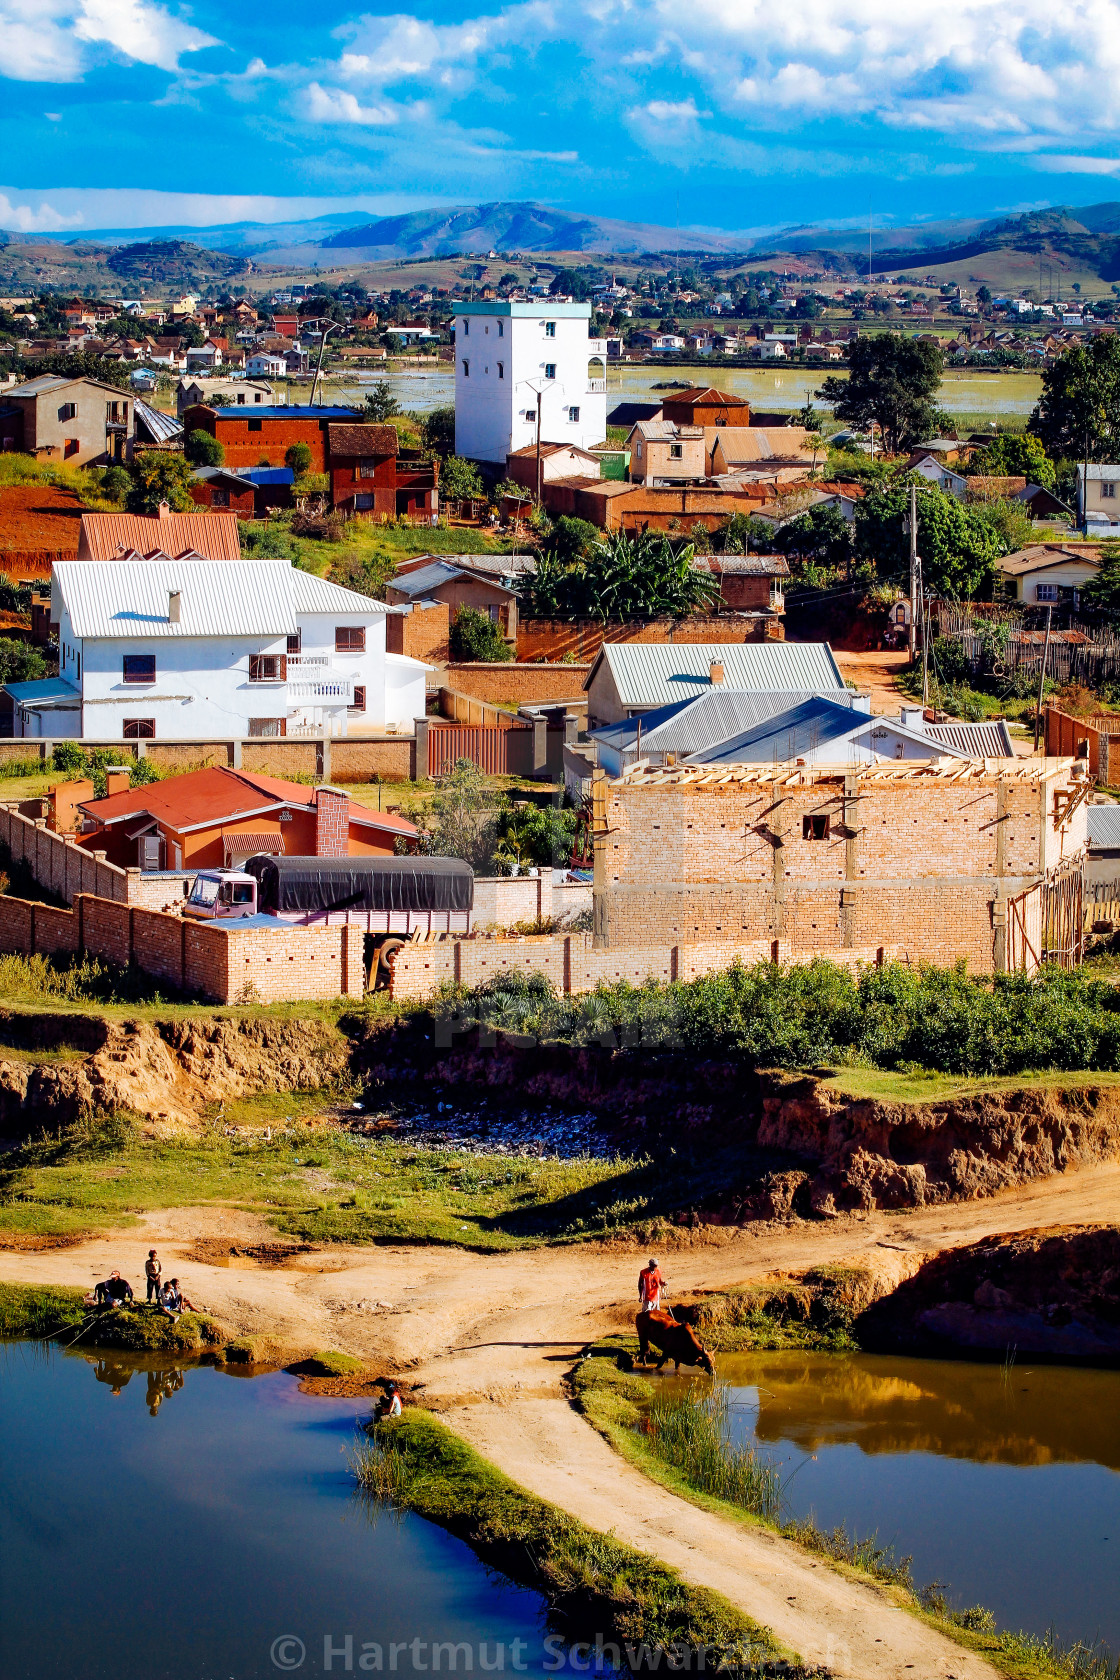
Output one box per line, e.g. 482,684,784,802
583,641,848,727
9,560,428,741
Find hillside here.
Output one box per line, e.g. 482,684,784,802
0,236,271,294
315,201,744,257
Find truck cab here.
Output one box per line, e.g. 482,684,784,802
184,869,258,919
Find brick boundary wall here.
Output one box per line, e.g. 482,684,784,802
388,930,898,1003
0,802,129,904
0,736,416,782
1045,706,1120,783
442,664,591,707
516,617,770,664
0,892,364,1005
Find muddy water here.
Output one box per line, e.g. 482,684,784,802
0,1343,551,1680
710,1350,1120,1651
325,365,1042,420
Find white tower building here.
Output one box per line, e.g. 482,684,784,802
452,301,607,466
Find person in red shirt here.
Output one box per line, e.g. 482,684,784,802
638,1258,663,1313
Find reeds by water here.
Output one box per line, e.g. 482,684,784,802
644,1381,782,1524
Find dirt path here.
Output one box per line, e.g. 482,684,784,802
833,648,913,714
5,1162,1120,1679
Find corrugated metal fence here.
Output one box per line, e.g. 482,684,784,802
428,725,521,777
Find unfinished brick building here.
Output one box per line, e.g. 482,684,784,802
593,758,1091,973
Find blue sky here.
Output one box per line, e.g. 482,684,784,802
3,0,1120,237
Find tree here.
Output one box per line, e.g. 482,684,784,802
363,380,397,423
495,800,580,871
967,496,1033,556
1080,540,1120,619
774,505,853,573
449,606,513,663
440,455,485,501
547,516,599,567
411,759,499,872
1029,335,1120,461
968,431,1056,491
0,639,48,686
517,529,719,622
421,405,456,454
818,334,945,453
854,481,1000,598
126,451,195,514
99,465,131,505
550,268,590,301
185,428,223,467
285,441,313,476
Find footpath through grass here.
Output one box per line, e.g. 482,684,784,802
352,1407,795,1674
574,1355,1120,1680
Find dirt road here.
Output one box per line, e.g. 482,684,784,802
6,1162,1120,1679
834,648,912,714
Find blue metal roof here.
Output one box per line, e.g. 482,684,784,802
207,405,358,419
3,678,80,706
239,467,295,485
686,698,969,766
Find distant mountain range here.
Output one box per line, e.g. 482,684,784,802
8,198,1120,279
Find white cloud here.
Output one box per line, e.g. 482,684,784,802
0,192,83,231
1029,153,1120,174
303,82,403,125
0,0,218,82
642,99,706,123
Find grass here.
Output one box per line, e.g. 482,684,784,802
0,1280,223,1353
818,1065,1120,1104
574,1357,1120,1680
0,951,168,1006
352,1407,795,1671
0,1111,657,1249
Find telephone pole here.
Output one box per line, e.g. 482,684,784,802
908,483,919,661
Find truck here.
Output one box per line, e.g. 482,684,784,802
183,854,474,986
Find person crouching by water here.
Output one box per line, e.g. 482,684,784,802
375,1381,402,1421
638,1257,663,1314
94,1271,134,1310
157,1278,196,1321
145,1250,162,1304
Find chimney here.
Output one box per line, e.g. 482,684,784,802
314,785,350,858
709,660,724,686
157,501,172,520
168,590,181,623
105,767,130,798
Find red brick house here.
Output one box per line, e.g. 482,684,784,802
660,386,752,428
188,467,257,518
182,404,362,472
327,423,398,517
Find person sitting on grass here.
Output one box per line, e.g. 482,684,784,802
94,1271,134,1310
375,1381,402,1420
157,1278,195,1321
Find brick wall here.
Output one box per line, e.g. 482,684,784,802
331,738,414,782
1045,706,1120,782
592,766,1087,975
0,890,364,1004
0,802,128,904
385,601,450,665
516,617,772,663
444,663,591,706
472,873,552,928
185,408,334,472
389,930,898,1003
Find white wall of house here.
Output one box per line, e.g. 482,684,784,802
453,301,607,464
1001,559,1099,604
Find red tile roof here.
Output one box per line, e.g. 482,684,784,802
77,510,242,562
79,765,417,838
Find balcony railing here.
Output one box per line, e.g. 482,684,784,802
288,675,353,704
587,379,607,393
287,653,330,670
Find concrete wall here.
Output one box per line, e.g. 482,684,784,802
0,891,365,1004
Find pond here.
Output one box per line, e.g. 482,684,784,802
0,1343,551,1680
709,1350,1120,1654
325,365,1043,420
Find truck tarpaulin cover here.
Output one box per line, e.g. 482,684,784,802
245,855,474,915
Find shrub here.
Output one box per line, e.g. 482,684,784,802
184,429,224,467
449,606,513,663
285,441,312,475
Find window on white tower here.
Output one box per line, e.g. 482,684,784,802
497,362,504,379
462,318,469,335
462,358,470,376
497,320,504,336
544,363,556,379
568,406,580,423
545,321,556,337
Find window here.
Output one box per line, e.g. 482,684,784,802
64,438,79,458
1104,482,1117,499
497,361,505,379
248,418,262,432
248,718,286,737
211,487,230,507
802,814,830,841
286,631,301,655
349,685,366,714
58,402,77,421
1036,583,1059,602
237,393,245,405
568,406,580,423
255,392,263,402
335,626,366,652
545,321,556,338
669,443,683,459
497,320,504,337
249,653,286,682
544,363,556,379
358,458,379,479
354,493,375,510
462,318,469,335
462,358,470,377
123,718,155,739
487,605,501,624
123,654,156,684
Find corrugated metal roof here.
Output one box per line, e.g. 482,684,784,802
133,399,182,444
54,560,296,639
239,467,294,486
79,511,242,562
922,719,1015,757
686,699,969,766
588,642,846,709
286,568,393,616
631,420,703,440
388,560,465,598
1088,804,1120,849
2,678,80,705
592,690,856,755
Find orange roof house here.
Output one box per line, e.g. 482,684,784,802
76,766,417,872
77,507,242,562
